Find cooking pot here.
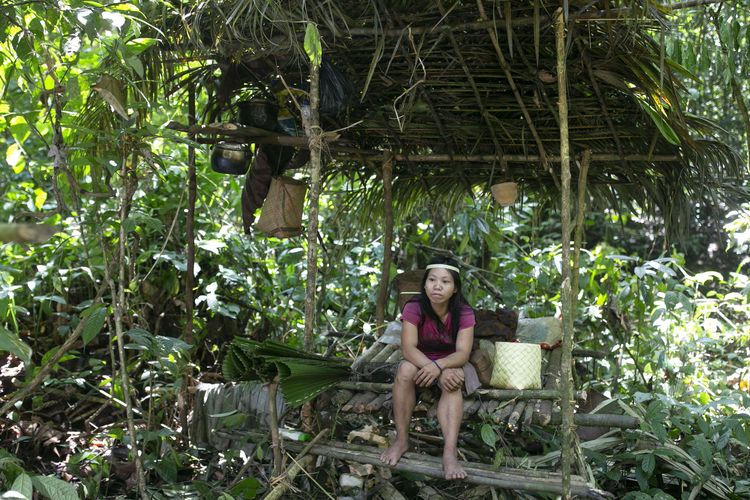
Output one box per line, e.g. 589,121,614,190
237,99,278,130
211,142,252,175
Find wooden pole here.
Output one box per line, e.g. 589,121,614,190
264,429,329,500
165,124,681,164
280,442,601,497
375,153,394,328
178,83,196,444
571,149,591,311
555,9,575,499
302,59,322,353
110,158,147,499
268,376,283,478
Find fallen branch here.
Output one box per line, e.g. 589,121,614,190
263,429,329,500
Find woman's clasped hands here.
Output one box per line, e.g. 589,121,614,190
414,361,442,387
414,361,465,392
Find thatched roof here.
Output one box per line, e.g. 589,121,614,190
145,1,745,231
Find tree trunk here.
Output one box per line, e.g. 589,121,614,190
555,9,574,499
302,59,322,353
375,153,394,328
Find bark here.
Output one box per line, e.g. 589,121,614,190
375,154,394,327
302,60,322,353
103,158,147,499
555,9,575,499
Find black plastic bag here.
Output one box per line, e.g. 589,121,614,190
319,59,354,118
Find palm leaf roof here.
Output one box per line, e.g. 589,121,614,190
142,1,745,233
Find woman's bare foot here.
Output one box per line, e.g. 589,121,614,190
379,440,409,466
442,453,467,480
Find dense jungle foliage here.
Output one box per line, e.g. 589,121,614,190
0,1,749,499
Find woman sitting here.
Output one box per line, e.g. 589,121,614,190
379,256,479,480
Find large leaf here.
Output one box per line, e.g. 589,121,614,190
5,473,32,500
81,305,107,346
304,23,322,67
30,476,78,500
638,99,680,145
0,325,32,365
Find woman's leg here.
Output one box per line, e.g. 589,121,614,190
379,361,418,466
437,369,467,480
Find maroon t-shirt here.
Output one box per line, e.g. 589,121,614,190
402,301,475,360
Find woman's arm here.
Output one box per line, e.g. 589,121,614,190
431,326,474,370
401,321,442,387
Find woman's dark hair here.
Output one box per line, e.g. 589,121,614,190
417,256,471,340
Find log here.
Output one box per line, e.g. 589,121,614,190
541,413,640,429
342,391,377,413
572,348,606,359
507,401,527,429
478,400,500,416
522,403,535,429
536,347,563,425
493,402,515,424
365,393,389,412
350,342,387,373
371,344,399,363
375,481,407,500
463,398,482,418
353,391,380,413
0,223,60,244
281,441,603,497
331,389,354,406
336,381,585,401
385,349,402,363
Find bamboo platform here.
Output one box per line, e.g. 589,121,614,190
338,336,639,432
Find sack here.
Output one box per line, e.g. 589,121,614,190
515,317,562,347
256,176,307,238
469,348,493,386
489,342,542,390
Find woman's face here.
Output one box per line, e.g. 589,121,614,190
424,268,456,307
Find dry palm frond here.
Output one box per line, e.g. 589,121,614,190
116,0,746,237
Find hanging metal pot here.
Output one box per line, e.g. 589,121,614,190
211,142,252,175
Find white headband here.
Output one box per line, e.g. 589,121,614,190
426,263,460,273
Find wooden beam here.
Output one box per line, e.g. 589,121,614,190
281,441,605,497
335,381,586,401
167,122,681,163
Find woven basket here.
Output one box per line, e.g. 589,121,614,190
489,342,541,390
256,176,307,238
490,182,518,206
393,269,425,312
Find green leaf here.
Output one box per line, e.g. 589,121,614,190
81,305,107,346
638,100,680,145
125,57,144,78
8,472,32,500
6,143,25,173
124,37,158,56
229,477,260,499
304,23,322,67
480,423,496,449
9,116,30,143
30,475,78,500
641,452,655,475
33,189,47,210
0,325,32,365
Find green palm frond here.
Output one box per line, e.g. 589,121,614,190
222,338,351,407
